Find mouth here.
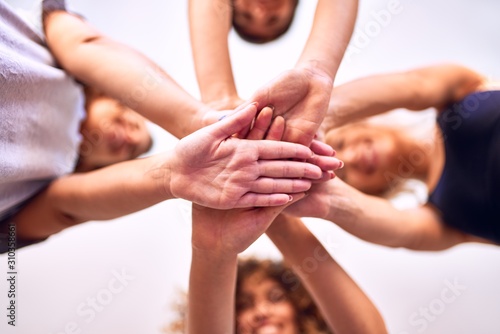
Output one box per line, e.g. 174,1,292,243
255,324,281,334
107,126,136,158
107,127,126,150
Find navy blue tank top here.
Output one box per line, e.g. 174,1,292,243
428,90,500,243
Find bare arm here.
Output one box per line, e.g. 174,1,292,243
44,10,209,138
248,0,357,146
13,154,170,239
266,214,387,334
188,250,237,334
285,179,477,251
297,0,358,80
323,64,486,131
12,105,328,240
188,0,240,105
187,197,303,334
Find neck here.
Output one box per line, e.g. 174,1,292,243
393,133,434,183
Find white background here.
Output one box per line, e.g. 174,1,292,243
1,0,500,333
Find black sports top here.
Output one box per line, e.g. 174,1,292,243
428,90,500,243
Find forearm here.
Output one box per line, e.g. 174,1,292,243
189,0,238,102
187,249,237,334
297,0,358,80
322,180,467,250
44,11,208,138
266,215,387,334
14,153,173,239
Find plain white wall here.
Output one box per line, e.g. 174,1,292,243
1,0,500,333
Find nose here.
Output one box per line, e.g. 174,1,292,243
339,147,359,170
252,5,267,21
250,301,272,324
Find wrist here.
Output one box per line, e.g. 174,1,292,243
296,60,335,86
205,94,244,112
266,214,295,237
325,181,361,224
201,87,239,105
191,246,238,265
196,104,216,130
145,151,176,201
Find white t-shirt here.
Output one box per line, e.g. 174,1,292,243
0,0,85,218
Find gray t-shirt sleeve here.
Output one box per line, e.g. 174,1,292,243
42,0,66,12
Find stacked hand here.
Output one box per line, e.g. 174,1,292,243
249,66,333,146
169,103,341,209
190,102,342,256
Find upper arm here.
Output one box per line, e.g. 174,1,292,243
43,10,107,72
12,187,79,241
325,64,485,130
403,64,486,111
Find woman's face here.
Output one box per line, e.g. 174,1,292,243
236,277,299,334
233,0,297,41
78,97,152,170
326,123,402,195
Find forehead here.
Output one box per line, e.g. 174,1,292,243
240,275,283,295
233,0,294,9
325,124,356,143
326,123,384,143
87,97,126,116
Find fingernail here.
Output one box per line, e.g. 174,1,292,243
288,195,293,202
339,160,344,169
330,171,336,179
268,104,275,111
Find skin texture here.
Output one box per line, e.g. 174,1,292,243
186,93,386,334
187,193,304,334
8,8,341,242
266,215,388,334
44,10,214,139
13,103,340,240
187,204,388,334
189,0,358,145
286,64,497,251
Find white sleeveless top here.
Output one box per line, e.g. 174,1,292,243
0,1,85,218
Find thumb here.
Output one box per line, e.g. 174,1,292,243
210,102,258,140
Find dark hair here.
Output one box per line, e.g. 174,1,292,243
235,258,331,333
232,0,299,44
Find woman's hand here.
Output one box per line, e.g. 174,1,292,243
191,194,304,257
168,103,332,209
249,66,334,146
